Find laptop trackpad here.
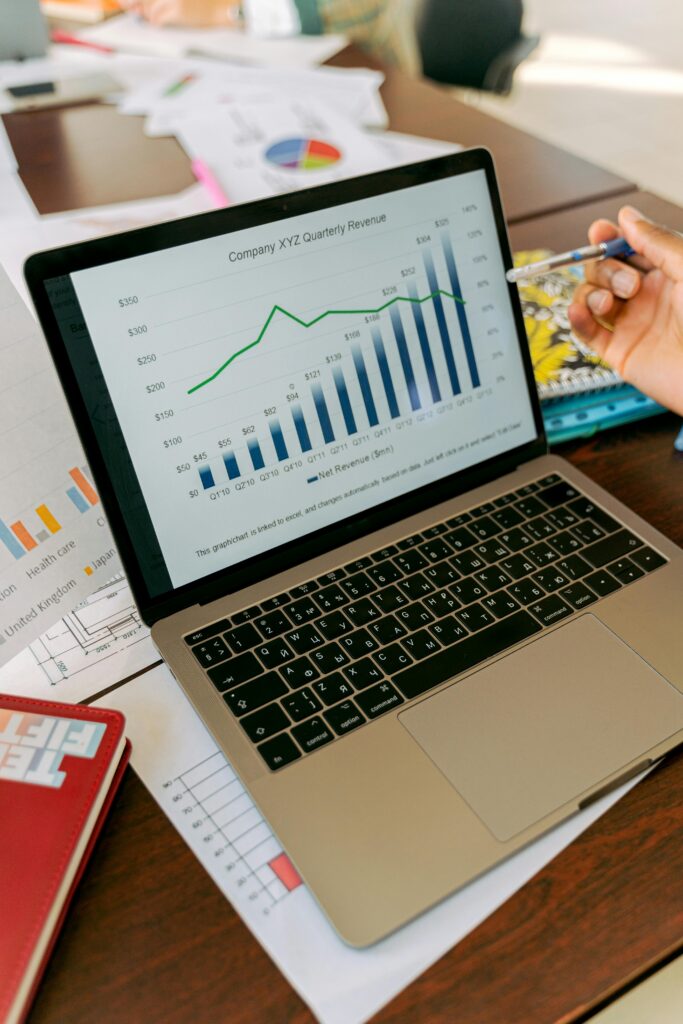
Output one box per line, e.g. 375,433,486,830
399,615,683,842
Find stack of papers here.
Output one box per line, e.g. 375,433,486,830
120,60,388,132
80,11,347,67
107,54,458,205
0,44,457,292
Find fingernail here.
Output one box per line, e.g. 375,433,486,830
612,268,638,298
587,289,611,315
620,205,651,225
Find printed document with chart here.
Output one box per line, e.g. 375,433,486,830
0,267,121,661
174,99,393,205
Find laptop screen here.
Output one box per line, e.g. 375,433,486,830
39,159,540,607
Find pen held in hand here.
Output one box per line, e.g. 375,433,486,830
506,237,635,283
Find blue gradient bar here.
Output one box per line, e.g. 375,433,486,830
291,403,312,453
371,327,400,419
332,367,357,435
199,465,215,490
389,304,420,411
0,518,25,559
440,230,480,388
247,438,265,471
422,249,461,396
351,345,379,427
407,280,441,404
269,418,289,461
67,486,89,513
311,383,335,444
223,451,240,480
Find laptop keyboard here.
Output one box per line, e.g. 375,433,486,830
183,473,667,771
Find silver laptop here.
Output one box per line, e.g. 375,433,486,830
25,149,683,946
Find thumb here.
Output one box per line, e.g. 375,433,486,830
619,206,683,282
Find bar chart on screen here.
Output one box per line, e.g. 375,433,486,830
183,228,480,491
0,266,122,663
72,172,536,589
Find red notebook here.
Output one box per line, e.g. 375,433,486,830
0,695,130,1024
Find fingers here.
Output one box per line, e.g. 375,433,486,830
567,301,614,359
573,281,625,326
584,256,641,298
568,282,623,361
583,214,650,296
585,215,651,275
144,0,178,24
619,206,683,282
587,218,620,246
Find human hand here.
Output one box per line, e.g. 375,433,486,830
568,206,683,416
117,0,241,27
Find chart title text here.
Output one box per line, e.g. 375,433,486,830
228,214,387,263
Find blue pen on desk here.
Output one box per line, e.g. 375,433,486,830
506,237,636,283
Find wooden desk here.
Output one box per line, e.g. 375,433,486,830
6,52,680,1024
3,53,633,221
509,189,683,252
332,53,636,223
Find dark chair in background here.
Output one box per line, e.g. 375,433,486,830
415,0,540,94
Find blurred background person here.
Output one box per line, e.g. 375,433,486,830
118,0,421,72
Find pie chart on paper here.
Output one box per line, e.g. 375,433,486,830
264,137,342,171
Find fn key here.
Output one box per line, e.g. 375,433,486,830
258,733,301,771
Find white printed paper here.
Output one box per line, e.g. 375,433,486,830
0,575,157,702
0,181,211,300
0,267,123,661
175,99,398,205
119,60,387,130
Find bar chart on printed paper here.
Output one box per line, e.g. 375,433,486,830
0,266,121,662
110,666,307,919
0,466,99,562
167,750,303,906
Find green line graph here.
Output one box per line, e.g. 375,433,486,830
187,289,466,395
